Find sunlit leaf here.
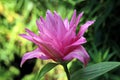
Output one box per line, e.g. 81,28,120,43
35,62,58,80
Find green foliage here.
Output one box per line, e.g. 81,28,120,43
0,66,20,80
71,62,120,80
35,63,58,80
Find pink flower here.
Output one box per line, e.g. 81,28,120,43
20,10,95,67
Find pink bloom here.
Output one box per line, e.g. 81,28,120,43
20,10,95,67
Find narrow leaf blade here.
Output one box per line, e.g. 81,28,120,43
35,62,58,80
71,62,120,80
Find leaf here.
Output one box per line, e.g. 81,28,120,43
35,62,58,80
71,62,120,80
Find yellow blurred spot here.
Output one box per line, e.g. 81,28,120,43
7,15,14,23
0,2,4,14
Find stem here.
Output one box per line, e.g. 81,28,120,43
62,63,70,80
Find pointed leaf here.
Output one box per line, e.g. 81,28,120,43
35,62,58,80
71,62,120,80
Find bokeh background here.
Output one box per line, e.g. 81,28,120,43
0,0,120,80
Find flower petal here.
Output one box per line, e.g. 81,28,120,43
36,19,43,32
74,12,84,28
62,27,76,46
78,20,95,37
54,11,67,39
46,10,56,28
63,46,90,66
36,16,47,32
64,18,69,30
19,34,33,42
68,37,87,47
70,10,76,28
38,31,61,49
20,48,49,67
33,37,64,60
45,11,58,38
25,28,38,38
39,23,56,39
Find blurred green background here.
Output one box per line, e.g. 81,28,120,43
0,0,120,80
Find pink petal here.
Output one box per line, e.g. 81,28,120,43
39,23,56,39
70,10,76,28
74,12,84,28
54,11,67,40
33,37,64,59
46,10,57,36
36,13,56,38
40,16,46,24
22,28,40,43
19,34,42,46
62,27,76,46
68,37,87,47
25,28,38,38
77,20,95,37
19,34,33,42
39,31,58,46
63,46,90,66
20,48,49,67
46,10,56,28
64,18,69,30
35,32,61,51
36,19,43,32
36,16,46,32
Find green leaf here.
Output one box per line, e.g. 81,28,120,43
71,62,120,80
35,62,58,80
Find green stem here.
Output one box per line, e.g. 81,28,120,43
62,63,70,80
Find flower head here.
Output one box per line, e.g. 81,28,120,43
20,10,95,67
